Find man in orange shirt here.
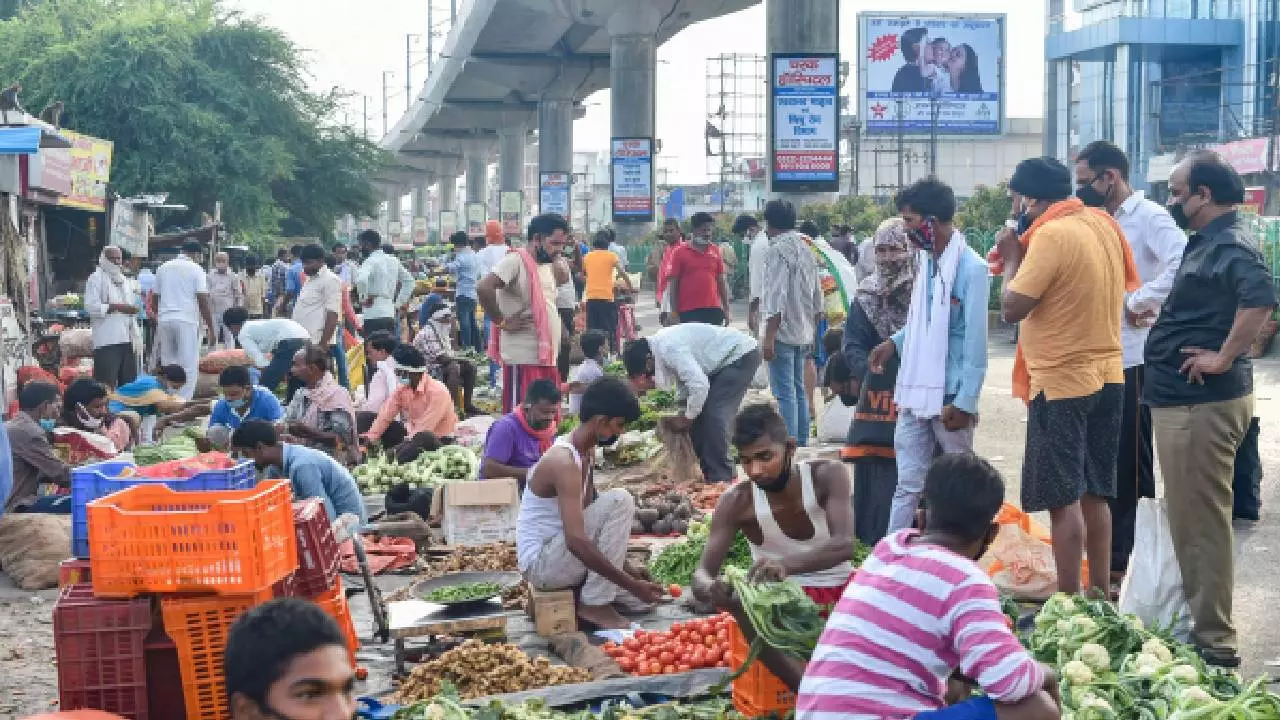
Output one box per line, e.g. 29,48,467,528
583,230,634,354
360,344,457,453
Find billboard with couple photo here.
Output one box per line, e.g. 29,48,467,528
859,13,1005,136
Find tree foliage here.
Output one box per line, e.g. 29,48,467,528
0,0,387,240
797,195,895,237
954,182,1013,232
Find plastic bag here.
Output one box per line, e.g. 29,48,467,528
979,503,1090,601
816,397,855,443
651,416,703,484
1118,498,1190,632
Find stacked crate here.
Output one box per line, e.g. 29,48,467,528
274,498,358,665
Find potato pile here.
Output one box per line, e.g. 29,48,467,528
395,640,591,701
630,490,695,536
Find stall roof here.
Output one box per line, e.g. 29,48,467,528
0,127,42,155
149,224,218,249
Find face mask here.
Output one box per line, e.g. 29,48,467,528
38,418,56,432
1076,181,1110,208
215,263,228,272
1168,198,1196,230
529,418,552,430
398,376,414,387
691,234,711,247
1015,210,1033,236
838,392,859,407
77,403,103,430
908,221,935,251
597,433,620,447
535,245,555,263
224,397,247,410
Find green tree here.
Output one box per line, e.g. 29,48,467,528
0,0,387,240
955,182,1013,232
797,195,895,238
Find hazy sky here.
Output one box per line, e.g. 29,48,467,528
231,0,1050,183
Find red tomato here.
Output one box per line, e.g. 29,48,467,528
668,584,683,598
635,629,648,641
623,638,640,651
649,661,662,675
716,659,728,668
704,635,718,648
618,657,635,672
659,651,675,664
670,621,684,632
721,648,731,662
716,628,729,641
662,664,676,674
604,641,617,651
677,663,692,673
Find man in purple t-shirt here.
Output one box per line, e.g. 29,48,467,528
480,380,560,483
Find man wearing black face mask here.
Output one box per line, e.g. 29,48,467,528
518,378,663,630
478,213,573,414
693,404,854,623
1073,140,1186,588
1143,155,1277,668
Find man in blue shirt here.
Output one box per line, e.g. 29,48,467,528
868,177,989,533
444,231,482,351
231,420,366,525
156,365,283,448
283,243,305,315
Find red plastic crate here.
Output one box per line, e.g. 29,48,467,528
309,577,358,667
292,498,340,596
727,621,795,718
144,630,186,720
54,584,151,720
87,479,298,598
160,589,273,720
59,558,92,588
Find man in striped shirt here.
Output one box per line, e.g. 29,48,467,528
797,454,1060,720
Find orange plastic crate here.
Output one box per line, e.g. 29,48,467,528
87,480,298,598
160,589,273,720
308,577,358,667
727,621,795,718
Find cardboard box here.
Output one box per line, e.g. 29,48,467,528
437,478,519,547
529,588,577,636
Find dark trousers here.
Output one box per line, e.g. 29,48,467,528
261,338,307,402
455,295,481,351
852,458,896,547
1234,417,1263,521
679,307,725,326
364,316,396,338
557,308,576,382
585,300,619,352
92,342,137,388
1109,364,1155,572
693,349,761,482
357,410,407,449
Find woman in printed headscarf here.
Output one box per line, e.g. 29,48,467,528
823,217,916,546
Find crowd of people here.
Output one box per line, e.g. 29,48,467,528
1,138,1274,720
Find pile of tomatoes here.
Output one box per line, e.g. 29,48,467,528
603,612,735,676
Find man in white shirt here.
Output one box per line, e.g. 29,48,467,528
733,214,772,337
623,323,761,483
153,241,216,400
332,242,357,285
85,245,140,388
207,251,244,348
1074,140,1186,580
291,244,344,399
223,307,312,397
355,231,400,338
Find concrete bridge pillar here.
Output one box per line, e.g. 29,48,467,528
411,183,431,219
465,142,490,205
608,4,661,246
438,160,459,213
766,0,839,202
498,124,525,194
386,192,404,235
537,97,574,219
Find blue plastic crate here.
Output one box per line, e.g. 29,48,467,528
70,459,257,558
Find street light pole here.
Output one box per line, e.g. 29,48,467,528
427,1,434,71
382,71,394,137
406,35,412,106
363,95,369,139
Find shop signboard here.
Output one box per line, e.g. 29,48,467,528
57,130,113,212
109,199,149,258
770,53,840,192
440,210,457,235
540,172,571,217
412,216,428,246
610,138,654,221
1242,187,1267,215
466,202,486,237
1211,137,1270,175
500,191,522,236
388,221,403,244
859,13,1006,136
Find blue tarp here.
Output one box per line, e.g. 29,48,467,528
0,126,43,155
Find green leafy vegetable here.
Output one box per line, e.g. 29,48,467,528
648,519,751,587
424,581,504,603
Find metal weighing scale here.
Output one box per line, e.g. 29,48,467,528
387,570,522,675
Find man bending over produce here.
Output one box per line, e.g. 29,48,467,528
232,420,366,526
796,453,1061,720
518,377,664,629
225,598,357,720
480,379,559,483
360,345,457,452
223,307,311,398
623,324,761,483
694,403,854,610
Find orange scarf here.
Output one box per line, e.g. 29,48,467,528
487,248,555,366
1011,197,1141,403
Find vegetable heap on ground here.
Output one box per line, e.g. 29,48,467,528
393,692,739,720
723,565,824,675
394,640,592,702
423,581,505,603
132,432,200,465
353,446,480,493
631,490,696,536
603,613,734,676
648,519,752,588
1030,593,1280,720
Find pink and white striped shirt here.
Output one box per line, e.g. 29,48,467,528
796,530,1044,720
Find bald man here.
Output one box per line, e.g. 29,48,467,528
208,251,244,348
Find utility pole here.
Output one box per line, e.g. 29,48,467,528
929,95,940,177
896,99,905,191
362,95,368,139
382,71,394,136
406,35,413,107
427,1,434,70
451,0,457,22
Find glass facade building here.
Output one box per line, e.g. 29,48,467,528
1044,0,1278,188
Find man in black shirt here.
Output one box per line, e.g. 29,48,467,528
1145,155,1276,668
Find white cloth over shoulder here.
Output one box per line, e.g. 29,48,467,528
895,237,963,418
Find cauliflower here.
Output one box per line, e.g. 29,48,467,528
1168,664,1200,684
1126,614,1144,631
1141,638,1173,663
1075,642,1111,672
1071,616,1098,633
1133,652,1163,670
1076,695,1117,720
1178,686,1218,708
1057,619,1073,633
1062,659,1095,685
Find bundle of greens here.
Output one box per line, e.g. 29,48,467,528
648,519,751,587
721,565,824,679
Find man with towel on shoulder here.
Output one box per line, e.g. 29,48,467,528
477,213,572,414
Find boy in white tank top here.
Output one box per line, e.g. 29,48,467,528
691,403,856,690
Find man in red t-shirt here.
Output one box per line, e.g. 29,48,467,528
653,218,684,325
668,212,732,326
